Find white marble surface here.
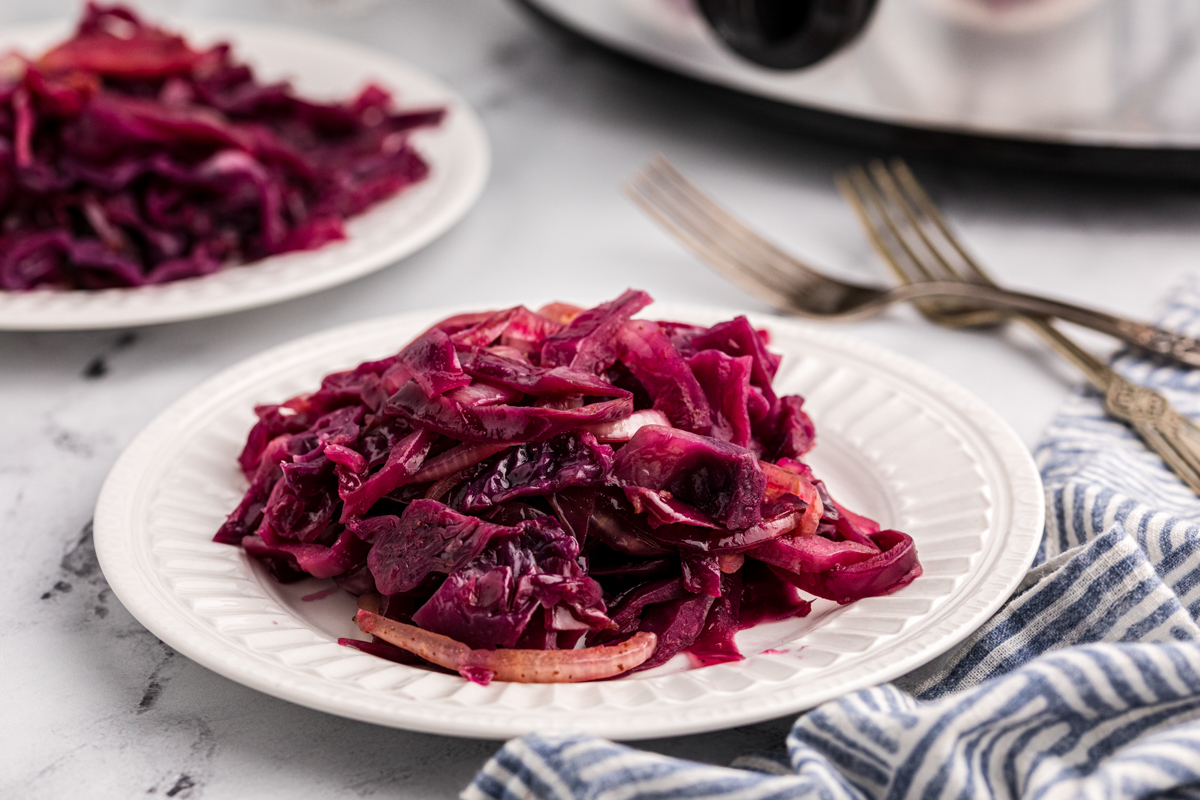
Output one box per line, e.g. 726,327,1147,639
3,0,1200,797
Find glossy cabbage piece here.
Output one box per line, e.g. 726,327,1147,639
410,515,610,650
454,432,615,512
688,571,743,665
540,289,652,373
215,290,922,680
687,349,754,448
613,425,766,531
393,329,472,399
242,527,368,579
457,349,628,398
618,319,712,433
760,530,922,604
629,592,716,672
365,500,514,595
385,382,633,445
0,3,442,291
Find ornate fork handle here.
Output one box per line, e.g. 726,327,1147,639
884,283,1200,368
1104,375,1200,493
1105,378,1171,425
1011,312,1200,496
1113,319,1200,367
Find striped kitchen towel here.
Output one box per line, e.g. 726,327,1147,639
463,276,1200,800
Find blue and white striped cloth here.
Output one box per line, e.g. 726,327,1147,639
463,278,1200,800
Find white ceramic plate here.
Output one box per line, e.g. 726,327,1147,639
94,304,1044,740
0,20,489,330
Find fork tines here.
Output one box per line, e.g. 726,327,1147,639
837,159,986,289
625,156,807,309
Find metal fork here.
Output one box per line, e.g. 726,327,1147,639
840,159,1200,495
626,156,1200,368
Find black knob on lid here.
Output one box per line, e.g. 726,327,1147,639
697,0,878,70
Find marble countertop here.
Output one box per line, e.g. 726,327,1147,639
4,0,1199,797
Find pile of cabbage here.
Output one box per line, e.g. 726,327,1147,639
215,291,921,683
0,4,442,290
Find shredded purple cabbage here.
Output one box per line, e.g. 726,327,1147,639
216,291,922,678
0,4,442,291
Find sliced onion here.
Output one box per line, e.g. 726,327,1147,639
485,345,530,361
718,553,744,574
424,471,464,502
446,380,525,408
797,494,823,538
324,443,367,474
536,302,585,325
413,442,510,483
623,485,719,529
356,610,657,684
760,460,823,536
584,409,672,442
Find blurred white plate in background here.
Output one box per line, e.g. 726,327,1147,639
0,20,489,330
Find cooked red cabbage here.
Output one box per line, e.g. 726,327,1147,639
215,291,922,681
365,500,512,595
612,424,766,530
454,432,614,511
0,4,442,290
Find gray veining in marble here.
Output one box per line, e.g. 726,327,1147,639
3,0,1200,797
